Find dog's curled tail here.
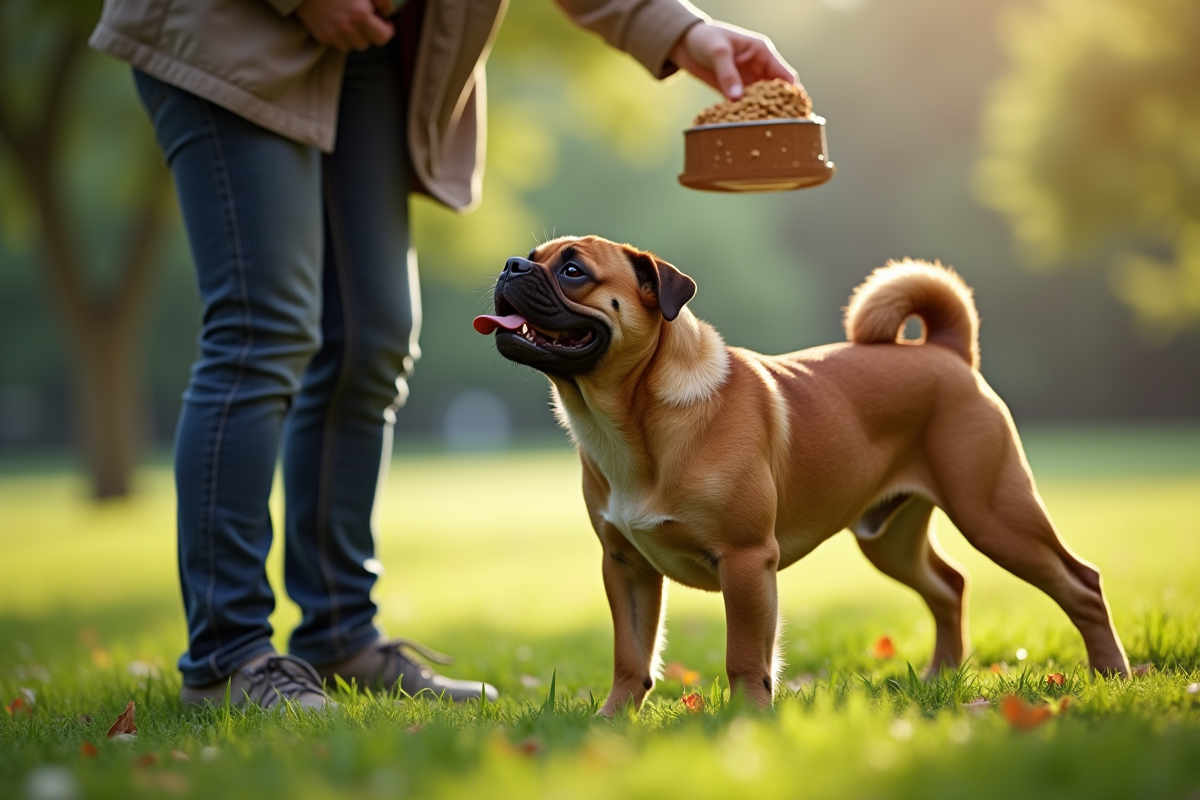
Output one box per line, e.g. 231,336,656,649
844,258,980,368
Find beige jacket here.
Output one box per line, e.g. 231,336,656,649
90,0,706,211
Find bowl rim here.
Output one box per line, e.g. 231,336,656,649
685,115,826,133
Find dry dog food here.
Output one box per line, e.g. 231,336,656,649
692,79,813,126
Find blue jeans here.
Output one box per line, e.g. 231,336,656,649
134,41,420,687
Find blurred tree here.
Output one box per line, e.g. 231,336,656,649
975,0,1200,340
0,0,171,497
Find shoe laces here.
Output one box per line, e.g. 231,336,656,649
243,654,327,709
378,638,454,691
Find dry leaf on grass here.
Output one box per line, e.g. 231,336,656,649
5,697,32,716
80,742,99,758
133,753,159,768
681,691,705,713
106,701,137,738
664,662,702,685
516,737,544,757
1000,696,1052,730
1133,663,1154,676
1046,673,1065,686
872,636,896,660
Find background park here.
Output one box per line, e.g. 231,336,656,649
1,0,1199,797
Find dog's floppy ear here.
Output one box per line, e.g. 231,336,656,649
625,247,697,322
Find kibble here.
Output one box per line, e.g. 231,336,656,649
693,79,813,126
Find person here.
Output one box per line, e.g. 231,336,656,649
88,0,798,709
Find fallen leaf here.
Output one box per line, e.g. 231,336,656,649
134,753,159,768
80,742,99,758
1000,695,1052,731
5,697,31,716
170,750,189,762
516,737,544,757
989,662,1009,674
681,691,705,713
1133,663,1154,677
1046,673,1065,686
106,701,137,738
872,636,896,660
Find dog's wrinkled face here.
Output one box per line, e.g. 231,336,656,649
475,236,697,377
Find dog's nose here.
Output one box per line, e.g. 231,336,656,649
504,257,533,275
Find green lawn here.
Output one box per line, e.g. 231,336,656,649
2,424,1199,799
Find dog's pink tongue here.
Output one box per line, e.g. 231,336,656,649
473,313,527,335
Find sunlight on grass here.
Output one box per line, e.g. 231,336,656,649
1,426,1198,799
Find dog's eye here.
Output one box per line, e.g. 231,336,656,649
561,263,585,278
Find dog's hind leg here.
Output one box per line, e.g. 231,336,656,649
938,436,1130,677
854,496,969,673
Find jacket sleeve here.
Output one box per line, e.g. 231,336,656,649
555,0,709,79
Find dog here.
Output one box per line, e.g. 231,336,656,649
473,235,1130,713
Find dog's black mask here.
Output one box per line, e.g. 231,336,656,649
490,254,611,376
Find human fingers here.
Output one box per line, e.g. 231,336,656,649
370,0,393,13
362,13,395,47
709,41,743,100
732,36,798,85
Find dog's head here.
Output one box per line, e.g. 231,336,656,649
474,235,697,379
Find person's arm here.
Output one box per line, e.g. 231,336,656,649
554,0,796,100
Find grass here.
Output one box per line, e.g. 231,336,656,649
2,425,1199,799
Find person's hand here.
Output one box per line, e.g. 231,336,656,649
295,0,395,52
670,22,797,101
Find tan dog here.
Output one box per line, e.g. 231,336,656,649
474,235,1130,713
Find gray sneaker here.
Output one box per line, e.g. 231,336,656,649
316,638,499,703
180,652,333,711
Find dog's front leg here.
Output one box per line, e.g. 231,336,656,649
719,543,781,708
598,533,666,716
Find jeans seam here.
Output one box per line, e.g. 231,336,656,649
197,101,256,677
316,156,360,659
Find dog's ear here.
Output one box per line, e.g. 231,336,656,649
624,247,697,322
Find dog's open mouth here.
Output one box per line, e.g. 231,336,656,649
474,312,596,351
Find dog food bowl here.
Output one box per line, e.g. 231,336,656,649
678,117,834,193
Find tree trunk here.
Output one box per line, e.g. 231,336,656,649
70,317,144,499
0,26,168,499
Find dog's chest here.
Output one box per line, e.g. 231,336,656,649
600,486,670,541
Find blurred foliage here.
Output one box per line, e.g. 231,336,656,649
1,0,1198,463
0,0,163,282
976,0,1200,339
410,0,696,282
